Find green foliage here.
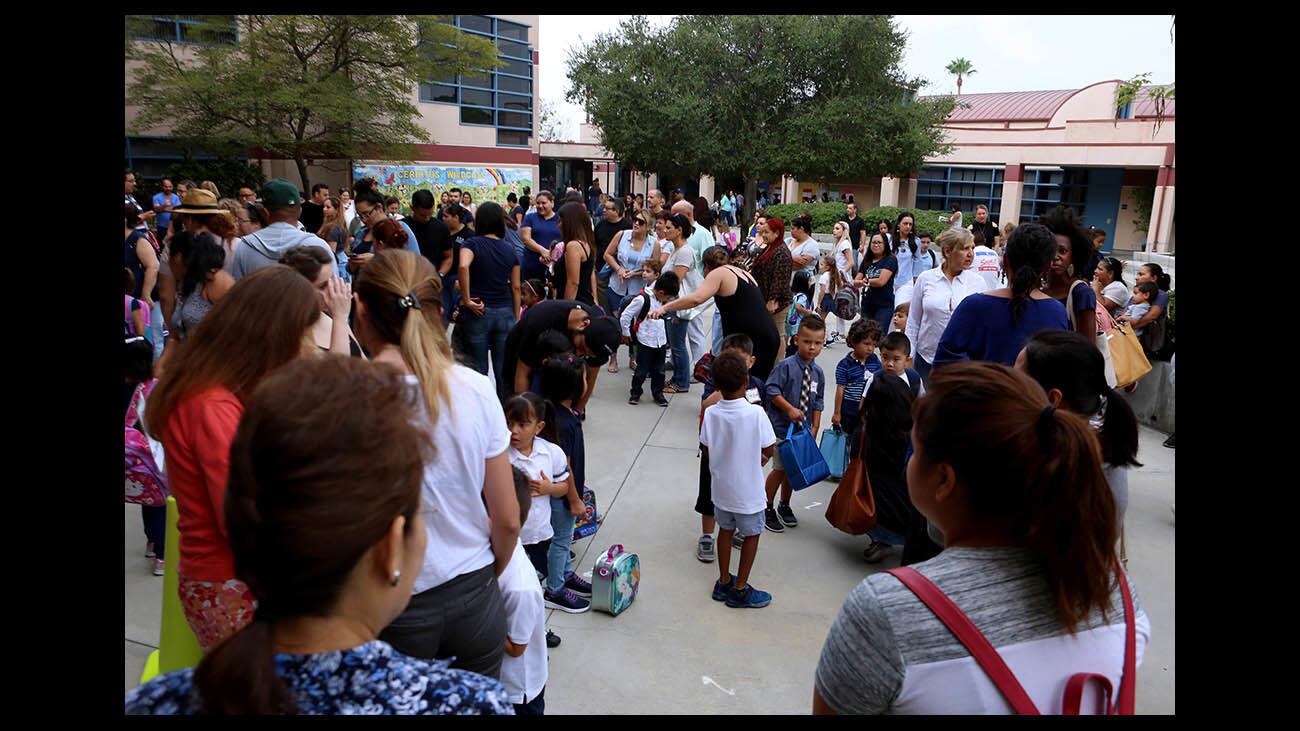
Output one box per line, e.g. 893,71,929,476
759,202,955,235
945,58,976,94
1130,186,1155,233
167,158,265,201
566,14,955,222
125,15,499,189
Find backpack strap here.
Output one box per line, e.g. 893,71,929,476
1114,557,1137,713
885,567,1041,715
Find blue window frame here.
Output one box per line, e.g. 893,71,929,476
422,16,535,147
916,166,1004,219
1020,168,1089,220
124,136,246,183
130,15,237,45
1117,101,1133,119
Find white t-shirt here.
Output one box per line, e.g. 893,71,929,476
498,541,547,705
790,237,822,276
407,367,512,594
699,397,778,515
834,239,854,281
669,243,704,319
508,438,571,546
1100,281,1130,308
972,245,1002,291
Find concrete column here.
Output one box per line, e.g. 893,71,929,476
999,164,1024,225
879,176,900,207
900,174,918,209
781,175,798,204
699,175,716,203
1147,166,1175,253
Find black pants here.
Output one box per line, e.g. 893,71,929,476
695,446,714,517
378,563,507,680
630,343,666,399
514,687,546,715
523,540,550,580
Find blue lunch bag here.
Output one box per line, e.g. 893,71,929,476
779,422,832,491
819,426,849,480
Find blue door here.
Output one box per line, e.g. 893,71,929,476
1081,168,1124,253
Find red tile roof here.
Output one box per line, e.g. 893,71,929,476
1132,84,1175,118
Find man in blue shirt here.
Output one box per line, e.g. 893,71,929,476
151,178,180,238
763,315,826,533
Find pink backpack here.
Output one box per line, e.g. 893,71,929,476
125,381,167,506
124,295,152,337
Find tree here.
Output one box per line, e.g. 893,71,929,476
539,98,572,142
567,15,955,226
945,57,976,95
126,15,499,190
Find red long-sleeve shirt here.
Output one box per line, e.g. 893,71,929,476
162,388,244,582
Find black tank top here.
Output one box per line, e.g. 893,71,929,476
553,240,596,306
715,266,781,380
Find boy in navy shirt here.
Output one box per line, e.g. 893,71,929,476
696,334,766,562
879,331,926,399
832,318,882,438
763,315,827,533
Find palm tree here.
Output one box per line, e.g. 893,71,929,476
946,58,976,95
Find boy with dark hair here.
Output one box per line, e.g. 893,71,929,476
833,319,883,437
879,331,926,399
763,315,826,532
696,334,766,562
620,270,680,407
700,350,778,609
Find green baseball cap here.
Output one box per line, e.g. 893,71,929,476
260,179,302,207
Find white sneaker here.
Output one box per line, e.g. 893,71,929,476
151,559,165,576
145,541,156,559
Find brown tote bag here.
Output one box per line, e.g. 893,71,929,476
825,424,877,535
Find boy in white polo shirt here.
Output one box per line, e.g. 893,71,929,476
699,351,779,610
500,468,549,715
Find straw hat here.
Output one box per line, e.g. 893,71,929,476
172,188,231,216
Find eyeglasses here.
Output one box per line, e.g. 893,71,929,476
633,219,647,226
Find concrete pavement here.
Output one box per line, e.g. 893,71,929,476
124,323,1175,713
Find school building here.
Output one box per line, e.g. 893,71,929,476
125,15,542,205
549,79,1175,254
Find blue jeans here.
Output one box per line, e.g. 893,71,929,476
149,301,165,361
460,305,515,395
546,497,575,594
711,307,724,355
668,317,691,389
514,686,546,715
605,287,629,361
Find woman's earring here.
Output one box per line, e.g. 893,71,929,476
391,570,401,587
1067,263,1075,277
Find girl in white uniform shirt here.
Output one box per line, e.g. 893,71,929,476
905,227,989,385
354,249,521,680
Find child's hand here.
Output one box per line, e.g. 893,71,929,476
787,408,805,423
529,478,547,497
568,497,585,517
832,413,841,428
760,452,771,467
621,335,631,345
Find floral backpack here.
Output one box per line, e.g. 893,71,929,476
125,380,167,506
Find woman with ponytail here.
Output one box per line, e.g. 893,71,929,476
814,361,1150,715
126,357,512,715
932,223,1068,367
145,265,321,651
1017,329,1142,522
352,248,519,680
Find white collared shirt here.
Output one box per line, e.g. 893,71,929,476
619,286,668,348
906,267,990,363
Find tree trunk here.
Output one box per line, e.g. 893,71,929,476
956,76,962,95
294,155,311,193
743,176,758,235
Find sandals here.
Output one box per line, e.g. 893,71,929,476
608,361,620,374
663,384,688,394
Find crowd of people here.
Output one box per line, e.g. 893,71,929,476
125,170,1168,714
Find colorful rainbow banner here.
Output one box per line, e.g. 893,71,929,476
352,162,535,214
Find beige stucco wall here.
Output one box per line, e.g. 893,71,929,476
1048,81,1120,125
1114,185,1151,251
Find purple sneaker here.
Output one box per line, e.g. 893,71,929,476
564,571,593,597
544,587,591,614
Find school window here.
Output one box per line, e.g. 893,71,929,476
421,15,535,147
124,136,244,183
129,15,237,45
1019,168,1089,221
915,166,1004,220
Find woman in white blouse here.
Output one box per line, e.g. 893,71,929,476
1091,256,1130,316
905,227,990,385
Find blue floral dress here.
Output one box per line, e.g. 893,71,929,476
124,640,514,715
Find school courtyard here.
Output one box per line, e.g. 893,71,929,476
124,316,1176,714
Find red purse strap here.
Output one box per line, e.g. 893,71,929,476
886,567,1040,715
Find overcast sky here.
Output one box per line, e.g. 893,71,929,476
537,15,1175,138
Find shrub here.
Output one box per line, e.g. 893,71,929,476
138,157,266,204
758,202,955,235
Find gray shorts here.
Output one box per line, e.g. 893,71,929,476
714,507,765,538
769,446,784,472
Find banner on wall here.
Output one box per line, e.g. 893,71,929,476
352,162,535,213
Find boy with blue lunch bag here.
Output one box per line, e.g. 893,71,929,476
763,315,827,533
